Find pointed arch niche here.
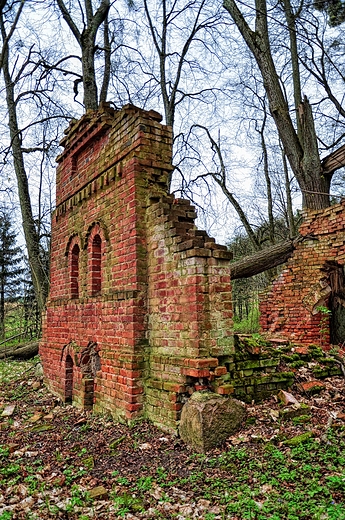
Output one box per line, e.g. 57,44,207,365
66,235,82,299
65,354,74,403
86,223,107,297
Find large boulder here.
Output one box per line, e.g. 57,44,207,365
179,391,246,452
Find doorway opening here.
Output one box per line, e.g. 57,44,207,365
65,355,74,403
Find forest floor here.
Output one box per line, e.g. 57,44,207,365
0,357,345,520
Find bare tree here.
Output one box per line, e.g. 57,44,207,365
223,0,345,210
0,0,76,311
56,0,111,110
0,0,50,312
143,0,223,130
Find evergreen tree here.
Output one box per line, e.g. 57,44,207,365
22,261,40,339
0,210,24,339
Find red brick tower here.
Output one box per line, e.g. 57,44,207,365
40,104,233,431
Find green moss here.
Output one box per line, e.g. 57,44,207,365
292,415,311,425
282,353,301,362
307,345,325,359
280,405,310,421
288,360,306,368
312,367,330,378
284,431,314,446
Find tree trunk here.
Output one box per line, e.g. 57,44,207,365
258,112,275,244
0,341,39,359
282,148,297,237
56,0,110,111
1,17,48,313
81,31,99,110
99,13,110,103
230,238,298,280
223,0,332,211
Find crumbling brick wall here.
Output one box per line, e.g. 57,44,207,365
40,103,234,431
145,196,234,430
260,201,345,347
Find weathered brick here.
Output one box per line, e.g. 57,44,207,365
260,202,345,347
40,104,234,433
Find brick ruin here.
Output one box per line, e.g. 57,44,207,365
260,201,345,348
40,104,235,432
41,103,345,434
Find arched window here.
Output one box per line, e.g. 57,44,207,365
91,234,102,295
70,244,80,298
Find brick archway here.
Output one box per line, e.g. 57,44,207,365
65,235,82,299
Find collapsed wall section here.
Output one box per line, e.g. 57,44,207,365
260,201,345,347
145,196,234,431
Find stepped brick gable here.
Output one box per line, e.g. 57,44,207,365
260,201,345,347
40,104,234,432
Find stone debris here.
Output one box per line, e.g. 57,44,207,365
88,486,108,500
1,404,15,417
278,389,299,405
179,391,245,452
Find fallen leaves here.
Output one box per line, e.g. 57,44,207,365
1,404,15,417
0,357,345,519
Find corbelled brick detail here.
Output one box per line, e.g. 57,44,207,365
40,103,234,432
260,201,345,346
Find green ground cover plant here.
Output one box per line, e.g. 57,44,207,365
0,358,344,519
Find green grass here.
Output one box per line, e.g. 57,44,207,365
233,305,260,334
0,357,36,384
0,300,40,354
105,435,345,518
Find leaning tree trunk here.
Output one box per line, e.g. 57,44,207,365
0,341,39,359
230,238,300,280
1,28,48,313
223,0,333,211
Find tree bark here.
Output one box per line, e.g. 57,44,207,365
0,341,39,359
230,238,298,280
0,12,48,313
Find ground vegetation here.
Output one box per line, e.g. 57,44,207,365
0,357,345,519
0,210,23,340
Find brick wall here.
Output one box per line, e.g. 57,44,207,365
40,103,234,431
260,201,345,347
145,196,234,430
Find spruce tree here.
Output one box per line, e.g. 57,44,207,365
0,210,24,339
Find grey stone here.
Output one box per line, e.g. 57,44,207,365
34,363,43,378
179,391,246,452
